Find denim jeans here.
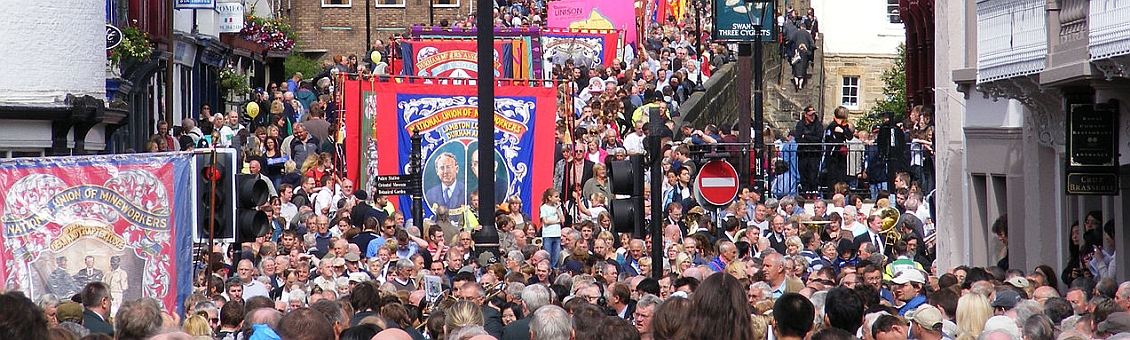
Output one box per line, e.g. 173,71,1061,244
543,236,561,269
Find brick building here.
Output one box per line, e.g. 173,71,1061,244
809,0,904,120
287,0,473,59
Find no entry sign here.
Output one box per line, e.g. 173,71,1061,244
695,160,740,206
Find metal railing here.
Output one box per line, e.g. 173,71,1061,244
683,141,935,200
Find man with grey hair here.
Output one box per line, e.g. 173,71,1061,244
507,250,526,273
634,294,663,340
282,122,319,167
560,228,584,266
502,284,553,340
182,118,203,147
390,259,417,292
244,307,283,335
114,297,163,340
1113,281,1130,312
530,305,572,340
238,259,270,299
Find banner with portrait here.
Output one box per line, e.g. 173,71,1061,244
540,28,621,71
409,26,545,79
0,153,193,314
398,40,515,79
340,78,557,222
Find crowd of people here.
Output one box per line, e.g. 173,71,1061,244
765,104,935,204
5,183,1127,340
0,4,989,340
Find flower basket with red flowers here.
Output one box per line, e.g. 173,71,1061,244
239,15,297,51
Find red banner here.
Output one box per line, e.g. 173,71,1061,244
397,40,515,79
342,78,558,221
0,153,193,314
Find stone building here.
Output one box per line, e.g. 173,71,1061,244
287,0,472,58
811,0,903,120
936,0,1130,280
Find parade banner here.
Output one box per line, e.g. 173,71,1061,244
0,153,193,314
541,28,621,71
410,26,545,79
548,0,637,46
398,40,515,78
341,78,557,221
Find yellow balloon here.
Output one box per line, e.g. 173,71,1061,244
246,102,260,119
370,50,382,63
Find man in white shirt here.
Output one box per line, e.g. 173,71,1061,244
623,121,647,154
218,110,245,147
313,176,345,216
237,259,270,299
278,184,299,226
749,203,770,233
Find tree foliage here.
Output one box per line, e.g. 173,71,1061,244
857,43,907,132
284,54,322,81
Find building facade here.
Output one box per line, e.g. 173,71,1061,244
0,0,112,157
288,0,472,58
811,0,904,118
936,0,1130,280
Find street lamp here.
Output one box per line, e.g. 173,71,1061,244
742,0,771,194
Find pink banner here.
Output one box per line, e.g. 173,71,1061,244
548,0,637,47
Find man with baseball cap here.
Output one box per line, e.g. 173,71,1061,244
990,290,1021,315
909,305,948,340
891,269,927,316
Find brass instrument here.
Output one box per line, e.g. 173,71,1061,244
801,220,831,237
533,237,543,247
483,282,507,301
872,207,902,248
422,288,457,318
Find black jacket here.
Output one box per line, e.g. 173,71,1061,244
501,316,532,340
83,309,114,336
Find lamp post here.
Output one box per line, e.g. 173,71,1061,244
743,0,771,194
694,0,703,60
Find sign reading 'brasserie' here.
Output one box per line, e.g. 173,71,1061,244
1065,103,1119,195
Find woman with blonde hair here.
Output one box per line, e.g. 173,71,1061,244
955,293,992,340
444,300,484,334
300,151,322,176
785,236,803,257
639,256,654,277
182,314,213,338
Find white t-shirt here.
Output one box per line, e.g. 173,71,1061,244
540,203,562,238
243,279,270,299
624,132,646,154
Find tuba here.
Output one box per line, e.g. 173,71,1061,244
871,207,902,248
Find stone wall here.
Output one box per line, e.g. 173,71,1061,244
820,53,898,122
676,63,739,131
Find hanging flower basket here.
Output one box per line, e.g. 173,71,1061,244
108,26,154,71
218,65,250,101
239,15,297,51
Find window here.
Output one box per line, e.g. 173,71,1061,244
841,76,860,109
433,0,459,8
322,0,351,7
887,0,902,24
375,0,405,7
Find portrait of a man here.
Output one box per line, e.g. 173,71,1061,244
424,152,466,211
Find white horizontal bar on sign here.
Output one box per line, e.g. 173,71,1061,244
701,178,736,187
